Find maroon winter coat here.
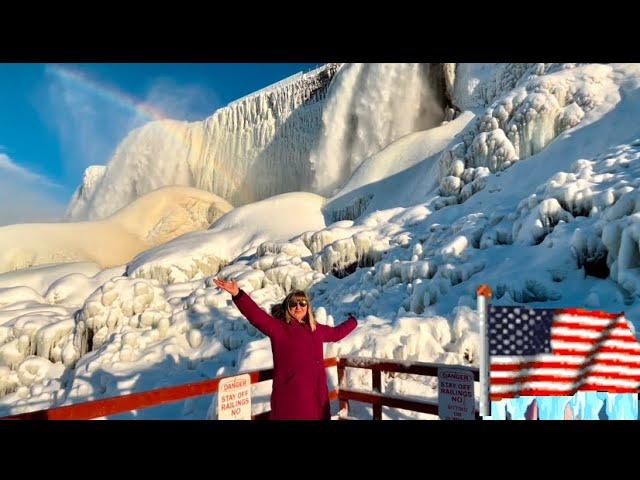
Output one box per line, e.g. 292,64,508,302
232,289,357,420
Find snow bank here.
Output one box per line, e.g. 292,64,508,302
0,186,230,274
0,262,101,295
127,192,327,284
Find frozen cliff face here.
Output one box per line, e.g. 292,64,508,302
67,64,341,221
310,63,445,196
67,63,449,220
68,121,199,221
71,63,597,228
436,64,614,207
447,63,582,112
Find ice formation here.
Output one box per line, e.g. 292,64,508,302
67,63,448,220
67,64,342,220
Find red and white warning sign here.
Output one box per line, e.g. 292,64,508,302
437,367,475,420
218,374,251,420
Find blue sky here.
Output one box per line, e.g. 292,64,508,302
0,63,317,225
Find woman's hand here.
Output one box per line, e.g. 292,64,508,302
213,278,239,296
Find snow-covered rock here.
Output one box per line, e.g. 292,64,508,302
0,186,231,274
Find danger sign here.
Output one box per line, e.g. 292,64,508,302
437,367,475,420
218,374,251,420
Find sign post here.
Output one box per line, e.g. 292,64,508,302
477,284,492,417
438,367,475,420
217,374,252,420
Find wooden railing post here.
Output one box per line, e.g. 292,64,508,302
372,369,382,420
337,359,349,419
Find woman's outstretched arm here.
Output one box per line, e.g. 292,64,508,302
213,278,281,338
318,314,358,342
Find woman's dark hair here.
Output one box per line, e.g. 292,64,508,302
270,303,285,319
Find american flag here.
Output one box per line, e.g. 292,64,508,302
488,305,640,400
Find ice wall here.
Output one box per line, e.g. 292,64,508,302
67,63,448,220
67,64,341,220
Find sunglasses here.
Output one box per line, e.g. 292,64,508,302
288,300,308,308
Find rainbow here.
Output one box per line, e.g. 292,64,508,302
47,64,246,205
47,64,169,121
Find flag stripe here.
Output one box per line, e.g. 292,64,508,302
490,359,640,370
553,315,629,328
551,334,637,344
491,365,640,377
490,372,640,384
556,308,622,319
492,352,640,364
551,330,636,342
553,346,640,355
550,321,627,331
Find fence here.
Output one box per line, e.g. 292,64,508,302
337,356,480,419
1,356,479,420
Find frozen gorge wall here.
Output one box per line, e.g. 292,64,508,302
67,64,448,220
67,64,340,220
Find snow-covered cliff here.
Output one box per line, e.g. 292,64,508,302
67,63,451,220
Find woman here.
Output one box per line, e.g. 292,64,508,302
213,278,357,420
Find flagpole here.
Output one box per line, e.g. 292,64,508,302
477,284,492,417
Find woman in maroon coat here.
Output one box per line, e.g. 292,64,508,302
214,278,357,420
